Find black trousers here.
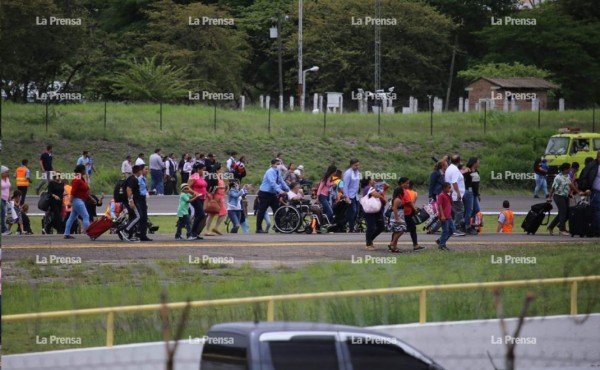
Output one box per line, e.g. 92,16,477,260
405,210,418,246
190,198,206,237
125,197,148,238
18,186,28,205
256,191,280,231
365,211,385,244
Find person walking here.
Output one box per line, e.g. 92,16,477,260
64,165,95,239
398,177,424,251
15,159,31,205
579,150,600,236
187,162,208,239
256,159,290,233
316,165,337,224
361,177,386,251
547,163,578,236
165,153,178,195
120,165,143,242
175,184,199,240
342,159,361,232
45,172,65,234
463,157,481,235
387,186,407,253
1,166,11,235
121,155,133,178
137,165,152,241
533,158,549,198
428,161,447,201
444,155,466,235
182,154,193,185
149,149,165,195
35,145,53,194
227,179,249,233
205,164,228,236
436,182,454,251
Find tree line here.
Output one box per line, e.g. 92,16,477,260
0,0,598,108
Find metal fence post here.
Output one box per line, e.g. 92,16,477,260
106,311,114,347
419,290,427,324
570,282,578,315
267,300,275,321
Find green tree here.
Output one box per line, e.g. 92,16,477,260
288,0,455,102
475,3,600,106
458,62,551,82
111,55,189,102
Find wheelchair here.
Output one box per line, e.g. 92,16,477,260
273,195,332,234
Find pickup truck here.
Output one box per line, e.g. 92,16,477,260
199,321,445,370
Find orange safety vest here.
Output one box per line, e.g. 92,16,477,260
64,184,73,212
16,166,29,187
470,211,484,233
500,209,514,233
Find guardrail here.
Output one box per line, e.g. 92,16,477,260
3,275,599,347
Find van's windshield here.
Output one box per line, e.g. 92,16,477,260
545,137,569,155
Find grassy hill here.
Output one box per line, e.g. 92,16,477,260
2,101,597,194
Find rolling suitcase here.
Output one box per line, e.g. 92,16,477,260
87,216,114,240
522,202,552,235
569,200,595,237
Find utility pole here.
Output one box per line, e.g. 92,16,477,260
445,34,458,112
277,15,284,112
374,0,381,93
297,0,303,106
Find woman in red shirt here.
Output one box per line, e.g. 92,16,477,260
187,162,207,239
64,165,96,239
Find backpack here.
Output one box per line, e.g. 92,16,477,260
114,179,128,203
233,162,246,179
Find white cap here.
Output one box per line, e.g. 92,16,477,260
1,165,8,173
297,165,304,171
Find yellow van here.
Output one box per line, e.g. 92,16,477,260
543,128,600,178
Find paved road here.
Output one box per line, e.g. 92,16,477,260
24,194,550,215
2,232,596,265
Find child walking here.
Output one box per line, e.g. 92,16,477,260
175,184,200,240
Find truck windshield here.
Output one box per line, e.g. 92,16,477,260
545,137,569,155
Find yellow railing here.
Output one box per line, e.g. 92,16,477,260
3,275,599,347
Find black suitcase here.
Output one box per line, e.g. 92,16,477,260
569,202,595,237
522,202,552,235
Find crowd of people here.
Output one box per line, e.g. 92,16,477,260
2,145,600,248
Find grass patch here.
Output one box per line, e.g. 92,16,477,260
3,102,598,194
3,243,599,354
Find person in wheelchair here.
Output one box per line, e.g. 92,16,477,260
287,182,310,206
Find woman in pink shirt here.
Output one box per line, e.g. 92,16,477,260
317,165,337,223
2,166,11,235
187,163,207,239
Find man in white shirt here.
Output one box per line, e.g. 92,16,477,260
226,151,238,172
444,155,466,235
135,153,146,166
121,155,133,178
149,148,165,195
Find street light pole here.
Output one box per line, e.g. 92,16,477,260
301,66,319,112
277,15,284,112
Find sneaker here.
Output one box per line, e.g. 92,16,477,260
129,237,141,243
559,231,570,237
534,195,540,199
195,235,204,240
435,239,440,246
187,236,196,240
175,236,184,240
438,245,450,251
64,235,75,239
453,231,466,237
119,229,130,241
365,246,376,251
1,231,11,236
413,245,425,251
139,237,153,241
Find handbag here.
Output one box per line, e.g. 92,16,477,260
412,208,430,225
38,191,51,212
360,194,382,214
204,194,221,215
